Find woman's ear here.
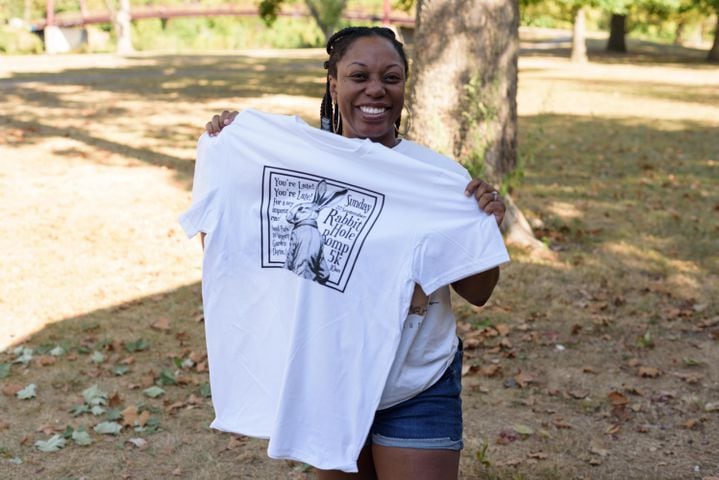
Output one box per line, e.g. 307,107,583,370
328,75,338,103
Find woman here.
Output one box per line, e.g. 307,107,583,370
204,26,507,480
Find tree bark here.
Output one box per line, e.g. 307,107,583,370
606,13,627,52
408,0,542,250
570,6,587,63
709,14,719,63
115,0,134,54
674,20,685,45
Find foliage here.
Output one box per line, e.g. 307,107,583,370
0,26,44,54
259,0,348,41
131,16,324,51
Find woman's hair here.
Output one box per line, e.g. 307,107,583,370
320,26,409,136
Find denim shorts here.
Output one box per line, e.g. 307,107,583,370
367,341,463,451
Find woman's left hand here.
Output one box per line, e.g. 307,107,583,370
465,178,506,226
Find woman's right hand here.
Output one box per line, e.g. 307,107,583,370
206,110,239,136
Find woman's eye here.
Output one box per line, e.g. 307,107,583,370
349,73,367,80
385,75,401,83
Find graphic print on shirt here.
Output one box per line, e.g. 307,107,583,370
261,166,384,292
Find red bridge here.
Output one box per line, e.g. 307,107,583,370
33,3,414,31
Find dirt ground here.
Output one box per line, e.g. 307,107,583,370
1,35,718,479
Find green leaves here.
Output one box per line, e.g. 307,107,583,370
35,434,66,452
82,385,108,406
124,339,150,353
94,421,123,435
71,429,93,446
0,363,10,379
16,384,36,400
143,386,165,398
12,346,33,365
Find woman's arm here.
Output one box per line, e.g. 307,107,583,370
451,177,505,306
451,267,499,306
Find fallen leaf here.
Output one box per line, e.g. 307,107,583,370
553,418,573,429
36,355,57,367
589,458,602,466
638,367,662,378
2,383,23,396
143,386,165,398
496,429,519,445
172,467,182,476
72,429,93,446
226,435,246,450
34,434,66,452
151,317,171,331
479,364,501,378
582,366,596,374
514,371,534,388
589,445,609,457
512,424,534,436
704,402,719,412
122,405,139,426
108,392,123,408
126,437,148,449
140,373,156,388
605,424,621,435
569,389,589,400
137,410,151,427
608,391,629,406
495,324,510,336
684,418,701,429
94,421,122,435
527,451,548,460
195,361,209,373
16,384,37,400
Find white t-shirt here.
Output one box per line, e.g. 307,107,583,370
377,140,473,409
180,109,509,472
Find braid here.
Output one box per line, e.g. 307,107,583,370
320,26,409,137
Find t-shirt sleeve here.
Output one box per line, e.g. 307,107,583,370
178,134,222,239
412,209,510,295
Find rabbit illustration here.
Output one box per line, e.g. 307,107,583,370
284,180,347,284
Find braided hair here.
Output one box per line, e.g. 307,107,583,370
320,26,409,136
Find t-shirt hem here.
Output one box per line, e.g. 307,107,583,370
268,451,358,473
209,419,270,440
420,251,510,295
178,213,200,239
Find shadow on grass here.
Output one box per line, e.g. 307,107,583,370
518,113,719,278
521,36,715,66
0,53,326,103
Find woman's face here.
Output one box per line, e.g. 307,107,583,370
329,36,406,149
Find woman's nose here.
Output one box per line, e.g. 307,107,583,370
365,79,386,97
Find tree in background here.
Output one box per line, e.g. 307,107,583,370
692,0,719,60
259,0,347,42
409,0,541,248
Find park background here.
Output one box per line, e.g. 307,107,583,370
1,0,718,478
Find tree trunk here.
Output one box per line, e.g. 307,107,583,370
116,0,134,54
408,0,542,250
709,14,719,63
606,13,627,52
570,7,587,63
674,20,685,45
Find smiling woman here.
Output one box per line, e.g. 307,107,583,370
201,26,509,480
323,31,408,148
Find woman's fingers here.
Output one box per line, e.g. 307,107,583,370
206,111,240,136
464,178,506,226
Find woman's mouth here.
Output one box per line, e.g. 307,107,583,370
359,106,388,116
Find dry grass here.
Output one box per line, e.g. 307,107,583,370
1,38,718,480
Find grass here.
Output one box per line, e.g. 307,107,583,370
1,37,718,479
